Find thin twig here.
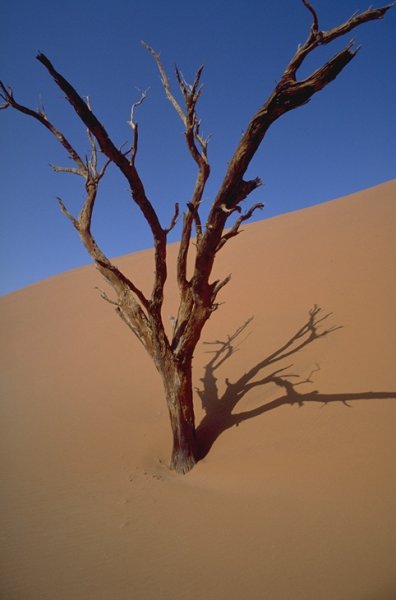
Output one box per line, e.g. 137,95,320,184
127,87,149,165
56,196,79,229
217,202,264,251
142,42,186,125
95,287,120,306
164,202,180,234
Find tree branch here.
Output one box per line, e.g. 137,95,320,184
321,2,395,44
164,202,180,234
216,202,264,251
75,178,150,311
35,53,164,234
36,53,130,167
285,1,395,80
35,52,169,317
143,43,211,294
0,78,152,313
211,274,232,302
190,1,393,307
277,41,359,109
0,81,87,174
95,287,120,306
127,87,149,166
142,42,186,125
302,0,319,35
56,196,79,229
186,200,203,239
50,165,85,176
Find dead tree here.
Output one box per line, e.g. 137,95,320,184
1,1,393,473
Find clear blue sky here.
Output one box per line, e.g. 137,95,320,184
1,0,395,295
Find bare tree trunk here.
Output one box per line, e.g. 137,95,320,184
160,359,197,474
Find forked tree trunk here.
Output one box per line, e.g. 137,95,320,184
160,359,198,474
2,2,392,476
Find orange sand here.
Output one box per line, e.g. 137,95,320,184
1,180,396,599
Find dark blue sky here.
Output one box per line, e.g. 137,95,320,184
1,0,395,295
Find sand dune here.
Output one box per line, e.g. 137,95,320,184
1,180,396,600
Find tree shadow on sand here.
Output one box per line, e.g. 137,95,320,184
195,306,396,460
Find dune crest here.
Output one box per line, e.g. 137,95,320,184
1,180,396,599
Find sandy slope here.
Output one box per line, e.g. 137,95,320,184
1,180,396,600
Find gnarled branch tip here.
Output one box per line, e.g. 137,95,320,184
56,196,79,229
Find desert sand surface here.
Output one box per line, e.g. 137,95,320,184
1,180,396,600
